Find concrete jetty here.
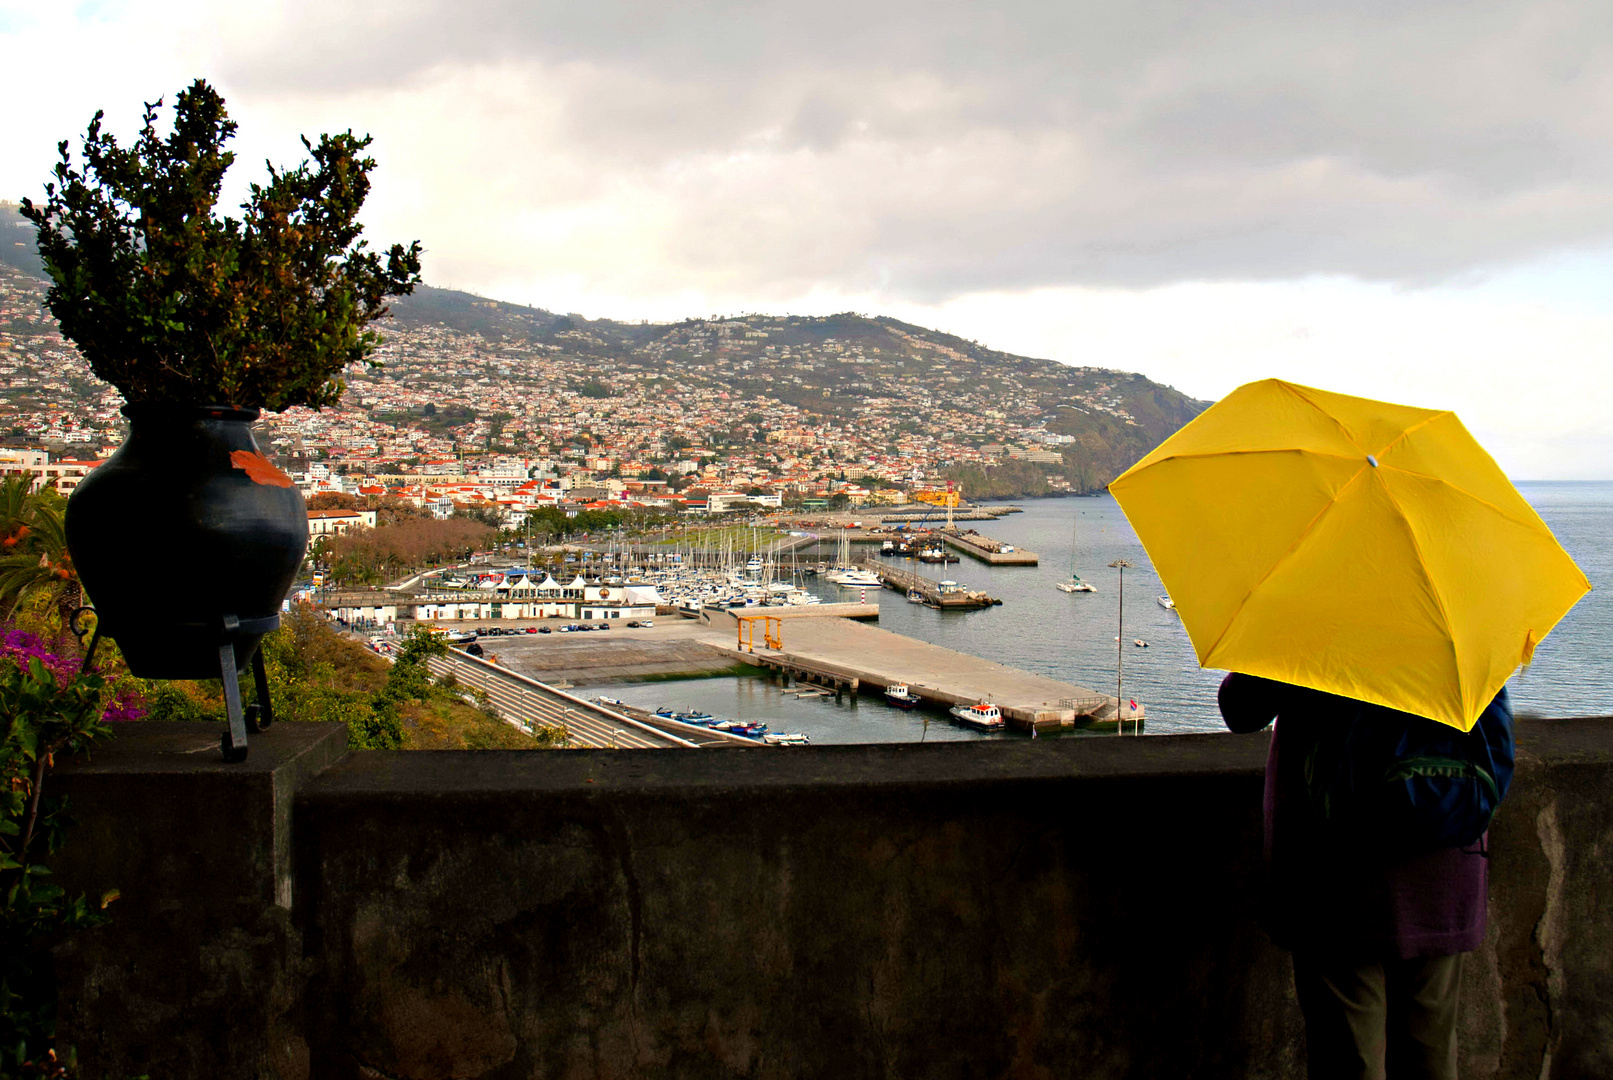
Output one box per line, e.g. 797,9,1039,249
874,505,1021,523
704,612,1135,732
940,529,1039,565
855,558,997,610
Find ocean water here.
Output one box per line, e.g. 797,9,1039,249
597,484,1613,741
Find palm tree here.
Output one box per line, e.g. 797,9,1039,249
0,478,81,635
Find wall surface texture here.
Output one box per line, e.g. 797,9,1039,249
47,718,1613,1080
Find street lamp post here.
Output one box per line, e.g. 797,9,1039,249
1108,559,1132,735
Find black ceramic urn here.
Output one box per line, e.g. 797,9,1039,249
65,405,309,679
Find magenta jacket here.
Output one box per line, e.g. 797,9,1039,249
1219,673,1489,959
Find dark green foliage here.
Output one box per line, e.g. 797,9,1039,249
0,660,115,1077
257,606,401,750
19,79,421,410
354,628,447,750
941,461,1056,501
132,681,219,723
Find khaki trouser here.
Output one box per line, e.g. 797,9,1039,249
1292,950,1464,1080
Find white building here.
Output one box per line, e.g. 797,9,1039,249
306,509,378,536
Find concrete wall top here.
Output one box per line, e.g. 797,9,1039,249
41,717,1613,1080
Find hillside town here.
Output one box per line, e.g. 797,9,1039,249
0,242,1204,521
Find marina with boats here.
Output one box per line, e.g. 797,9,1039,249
330,497,1195,740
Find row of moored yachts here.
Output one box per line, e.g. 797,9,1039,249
649,706,810,745
651,557,830,616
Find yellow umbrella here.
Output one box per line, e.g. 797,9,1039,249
1109,378,1590,731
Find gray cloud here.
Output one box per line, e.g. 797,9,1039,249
220,0,1613,296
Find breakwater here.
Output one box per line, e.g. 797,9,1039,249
939,528,1040,565
856,558,998,609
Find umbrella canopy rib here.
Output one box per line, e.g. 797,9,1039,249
1377,466,1556,538
1197,462,1372,669
1375,475,1465,712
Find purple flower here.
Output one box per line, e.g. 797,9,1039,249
0,623,148,721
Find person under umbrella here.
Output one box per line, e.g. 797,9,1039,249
1111,379,1588,1080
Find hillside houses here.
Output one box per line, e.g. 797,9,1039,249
0,257,1204,512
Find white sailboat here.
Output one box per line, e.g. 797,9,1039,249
822,529,881,586
1055,516,1096,593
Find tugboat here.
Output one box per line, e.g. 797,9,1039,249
948,701,1005,730
884,683,921,709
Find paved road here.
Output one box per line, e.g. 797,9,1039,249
427,651,759,749
426,652,697,749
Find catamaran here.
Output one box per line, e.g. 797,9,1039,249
1055,516,1096,593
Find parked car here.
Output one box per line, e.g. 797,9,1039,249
537,626,552,634
597,622,611,630
557,625,573,633
524,627,539,634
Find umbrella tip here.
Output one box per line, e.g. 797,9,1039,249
1367,455,1379,467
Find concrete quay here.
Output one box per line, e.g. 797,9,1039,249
855,558,998,610
703,612,1128,732
940,529,1040,565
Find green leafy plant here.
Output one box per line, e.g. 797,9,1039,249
0,480,78,635
19,79,421,410
1,656,117,1077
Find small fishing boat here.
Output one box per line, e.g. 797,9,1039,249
1133,639,1149,648
1157,595,1175,611
763,732,810,745
949,702,1005,730
722,721,770,739
906,588,925,604
884,683,921,709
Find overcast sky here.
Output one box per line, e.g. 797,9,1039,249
4,0,1612,478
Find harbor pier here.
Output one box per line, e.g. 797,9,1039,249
703,613,1133,732
855,558,998,609
939,529,1040,565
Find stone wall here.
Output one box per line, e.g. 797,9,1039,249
46,718,1613,1079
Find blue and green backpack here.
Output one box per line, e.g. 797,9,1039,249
1302,687,1515,852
